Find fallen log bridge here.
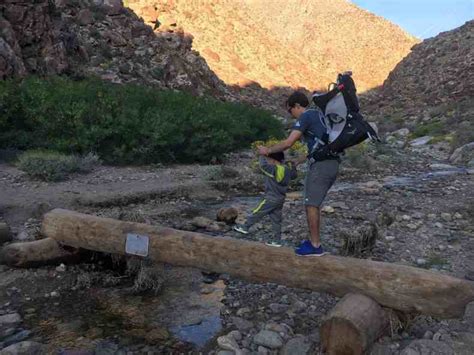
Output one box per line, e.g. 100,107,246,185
42,208,474,319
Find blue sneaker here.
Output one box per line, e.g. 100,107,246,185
295,240,327,257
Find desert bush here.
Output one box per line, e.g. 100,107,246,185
16,150,100,181
0,77,284,164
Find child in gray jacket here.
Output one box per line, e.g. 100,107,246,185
233,152,297,247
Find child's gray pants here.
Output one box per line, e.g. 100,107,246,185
244,198,283,238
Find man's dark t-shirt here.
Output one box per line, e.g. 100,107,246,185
291,109,327,153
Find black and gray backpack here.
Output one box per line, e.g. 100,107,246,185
309,72,379,161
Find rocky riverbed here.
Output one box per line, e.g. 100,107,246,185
0,137,473,354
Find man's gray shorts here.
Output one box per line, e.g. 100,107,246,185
304,159,339,207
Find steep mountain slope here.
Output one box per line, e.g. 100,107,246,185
126,0,418,91
0,0,230,97
363,21,474,148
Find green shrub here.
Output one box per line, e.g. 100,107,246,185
17,150,100,181
0,77,284,164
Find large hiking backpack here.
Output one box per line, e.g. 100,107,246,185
309,72,379,161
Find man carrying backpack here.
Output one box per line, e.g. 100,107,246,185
258,91,340,257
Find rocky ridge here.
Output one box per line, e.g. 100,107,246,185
363,20,474,153
125,0,419,92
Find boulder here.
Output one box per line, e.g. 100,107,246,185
450,142,474,166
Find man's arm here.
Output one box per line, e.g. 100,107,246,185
258,130,302,156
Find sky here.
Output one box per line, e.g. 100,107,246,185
352,0,474,39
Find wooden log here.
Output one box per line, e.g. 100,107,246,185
42,208,474,318
0,237,78,267
0,223,12,243
321,293,389,355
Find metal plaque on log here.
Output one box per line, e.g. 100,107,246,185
125,233,149,257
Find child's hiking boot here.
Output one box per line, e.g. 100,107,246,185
233,225,249,235
295,240,327,257
265,240,282,247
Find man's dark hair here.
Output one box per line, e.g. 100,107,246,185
268,151,284,162
287,91,309,108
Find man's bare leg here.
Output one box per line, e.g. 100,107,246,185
305,205,321,247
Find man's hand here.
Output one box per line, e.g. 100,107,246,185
258,146,270,156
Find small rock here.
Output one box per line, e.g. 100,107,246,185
409,136,433,146
56,264,66,272
463,301,474,327
2,330,32,347
392,128,410,138
191,216,213,228
0,313,21,328
429,163,456,170
253,330,283,349
434,222,443,228
217,207,238,224
217,334,241,353
236,307,251,317
416,258,427,266
268,303,289,313
385,236,395,241
423,330,434,339
230,317,254,331
453,212,463,219
280,336,313,355
400,339,454,355
321,206,335,214
228,330,242,341
440,213,452,222
50,291,59,298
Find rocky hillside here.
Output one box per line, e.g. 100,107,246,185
125,0,418,92
363,21,474,150
0,0,229,97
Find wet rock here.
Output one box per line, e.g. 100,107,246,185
280,336,313,355
400,339,454,355
409,136,433,146
0,341,44,354
253,330,283,349
217,207,238,224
